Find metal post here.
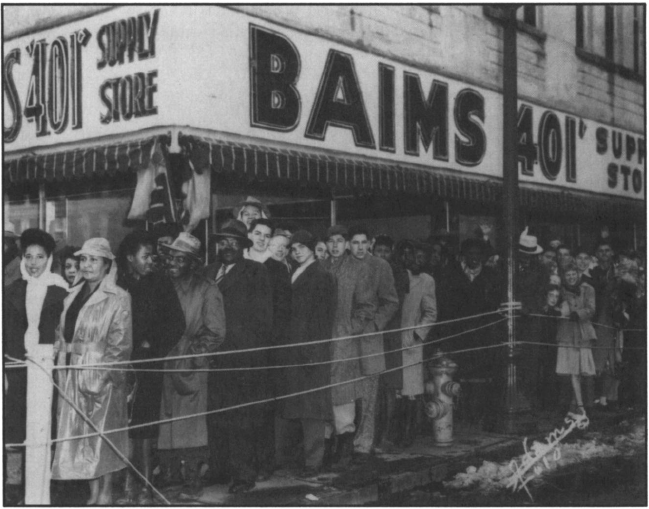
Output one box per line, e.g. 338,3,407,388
38,183,46,231
330,197,337,226
496,6,536,435
444,200,450,231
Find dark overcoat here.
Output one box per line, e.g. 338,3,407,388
437,262,502,375
383,261,410,389
3,280,68,444
264,257,292,397
282,261,336,421
201,259,273,429
118,271,186,438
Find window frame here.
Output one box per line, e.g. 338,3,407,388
575,4,643,81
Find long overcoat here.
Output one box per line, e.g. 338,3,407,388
264,257,292,398
118,271,185,439
51,266,133,480
158,273,225,450
3,279,68,444
322,254,374,405
382,261,410,389
202,259,273,429
282,261,336,420
437,262,502,375
400,271,437,396
358,255,399,375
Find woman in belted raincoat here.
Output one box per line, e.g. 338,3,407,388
52,238,132,505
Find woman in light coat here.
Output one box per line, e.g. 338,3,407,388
555,262,596,420
52,238,132,505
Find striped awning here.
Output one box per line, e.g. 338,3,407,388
3,135,164,184
178,133,502,202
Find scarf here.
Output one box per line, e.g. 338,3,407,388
20,255,69,352
461,261,483,282
562,281,581,296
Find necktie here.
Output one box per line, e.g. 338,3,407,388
215,265,226,284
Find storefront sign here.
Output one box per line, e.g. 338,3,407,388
3,6,645,199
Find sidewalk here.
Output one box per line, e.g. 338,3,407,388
165,423,522,506
160,409,631,506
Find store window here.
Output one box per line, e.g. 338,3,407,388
517,5,537,28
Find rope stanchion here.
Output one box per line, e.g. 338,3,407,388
4,319,508,448
11,355,172,506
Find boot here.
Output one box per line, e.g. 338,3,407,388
331,432,354,471
322,437,336,471
390,397,406,445
401,399,417,448
116,469,138,505
179,460,203,500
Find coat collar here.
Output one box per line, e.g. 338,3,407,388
217,260,246,292
292,259,319,288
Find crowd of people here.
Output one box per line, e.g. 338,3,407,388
3,196,646,505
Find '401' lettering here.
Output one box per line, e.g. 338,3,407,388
20,29,91,139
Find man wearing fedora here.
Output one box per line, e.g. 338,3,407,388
516,227,548,411
201,219,273,494
4,222,22,286
157,232,226,500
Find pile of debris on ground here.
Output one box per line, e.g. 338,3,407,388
444,415,646,493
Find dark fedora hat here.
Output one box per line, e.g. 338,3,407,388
211,219,253,248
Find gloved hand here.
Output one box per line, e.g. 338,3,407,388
569,311,580,322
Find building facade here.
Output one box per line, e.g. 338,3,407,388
3,5,645,255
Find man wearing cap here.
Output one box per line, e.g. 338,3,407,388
158,233,226,500
201,219,273,494
347,225,398,459
322,224,374,468
4,222,21,286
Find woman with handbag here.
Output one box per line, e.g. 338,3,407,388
52,238,132,505
157,233,225,500
116,231,186,504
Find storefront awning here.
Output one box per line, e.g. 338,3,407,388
3,135,163,184
178,133,502,202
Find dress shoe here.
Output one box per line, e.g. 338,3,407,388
228,480,255,494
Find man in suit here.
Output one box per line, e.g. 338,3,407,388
202,220,273,494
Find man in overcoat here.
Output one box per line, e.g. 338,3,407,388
202,219,273,494
347,226,398,457
158,233,225,500
276,230,336,476
322,225,374,468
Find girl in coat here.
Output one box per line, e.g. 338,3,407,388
3,229,69,505
52,238,132,505
555,262,597,420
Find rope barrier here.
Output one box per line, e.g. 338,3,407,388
39,317,507,373
527,312,646,332
2,309,504,371
20,354,171,506
4,322,508,448
516,340,645,351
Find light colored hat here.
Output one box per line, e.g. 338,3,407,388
162,232,202,259
75,238,115,260
272,228,292,240
518,227,543,255
233,196,270,220
4,222,18,238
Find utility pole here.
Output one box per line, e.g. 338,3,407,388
496,5,537,435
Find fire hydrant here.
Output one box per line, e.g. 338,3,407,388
424,351,461,446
